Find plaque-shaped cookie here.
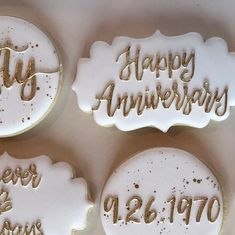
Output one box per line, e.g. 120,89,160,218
0,152,92,234
100,148,224,235
73,32,233,132
0,16,62,137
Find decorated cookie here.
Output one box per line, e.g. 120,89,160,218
0,152,92,234
0,16,62,137
73,32,234,132
100,148,224,235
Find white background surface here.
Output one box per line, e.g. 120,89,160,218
0,0,235,234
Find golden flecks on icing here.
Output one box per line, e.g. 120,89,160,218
101,148,224,235
0,16,62,137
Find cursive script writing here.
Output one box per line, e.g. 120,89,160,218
0,188,12,214
0,41,59,101
0,164,41,188
116,46,195,82
0,41,37,101
92,80,228,117
0,220,43,235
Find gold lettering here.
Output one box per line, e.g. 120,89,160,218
0,41,59,101
93,80,228,118
207,197,220,223
177,197,193,225
116,45,131,81
0,165,41,188
126,196,142,224
180,51,195,82
0,189,12,214
105,195,220,225
144,197,157,224
104,196,119,224
20,58,37,101
194,197,208,223
1,42,36,101
168,52,181,78
92,82,115,117
167,196,176,223
156,54,167,78
2,169,12,184
116,46,195,81
215,86,228,116
0,220,43,235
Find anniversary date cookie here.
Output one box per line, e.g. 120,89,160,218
0,16,62,137
73,32,235,132
0,152,92,235
100,148,224,235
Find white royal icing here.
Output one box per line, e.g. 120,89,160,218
0,16,62,137
73,32,234,132
0,152,92,235
101,148,224,235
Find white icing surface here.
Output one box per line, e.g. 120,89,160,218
0,152,92,234
0,16,62,137
101,148,224,235
73,32,234,132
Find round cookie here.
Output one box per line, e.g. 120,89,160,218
0,16,62,137
100,148,224,235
